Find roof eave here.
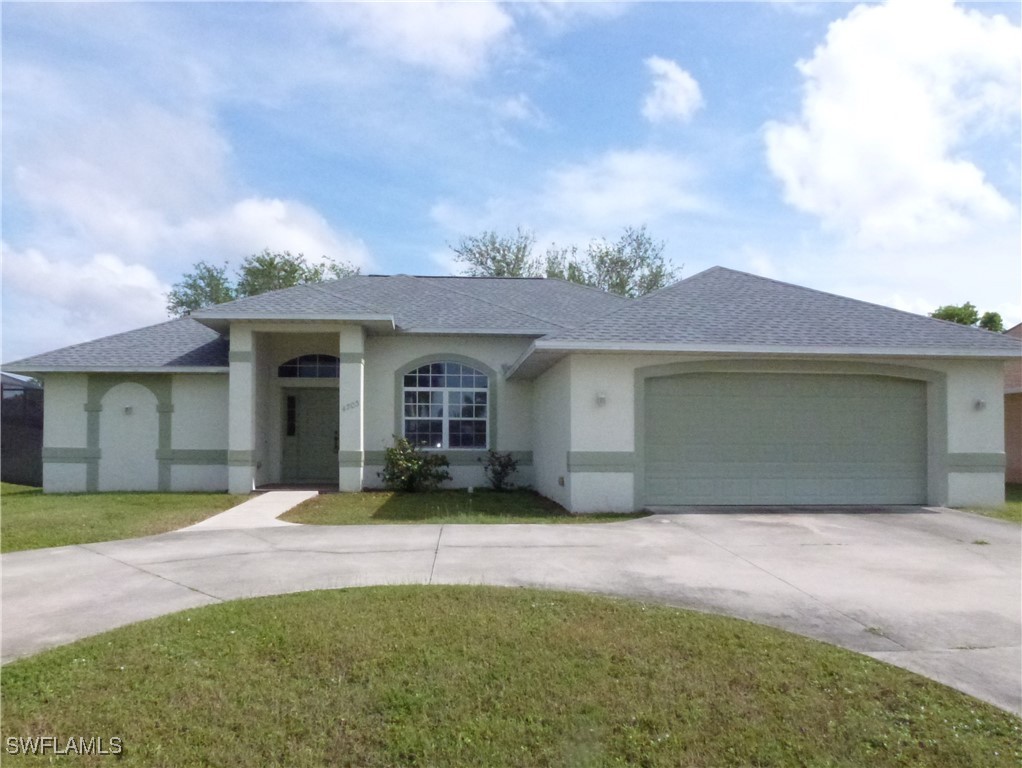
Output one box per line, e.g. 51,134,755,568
536,339,1021,356
190,313,397,334
3,365,230,375
506,340,1020,380
397,327,552,337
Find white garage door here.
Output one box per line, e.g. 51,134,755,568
644,373,927,505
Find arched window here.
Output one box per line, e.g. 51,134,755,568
402,361,488,449
278,354,339,378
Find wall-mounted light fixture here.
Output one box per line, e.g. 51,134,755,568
595,391,607,406
974,399,986,411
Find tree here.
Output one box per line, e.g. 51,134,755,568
930,302,1004,333
979,311,1005,333
543,243,588,286
450,228,539,278
452,225,678,297
166,249,360,316
582,226,676,298
166,261,235,317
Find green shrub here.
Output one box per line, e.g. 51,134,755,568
482,449,519,491
379,438,451,492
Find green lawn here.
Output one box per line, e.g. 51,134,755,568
282,488,644,525
0,483,246,553
963,483,1022,524
1,586,1017,767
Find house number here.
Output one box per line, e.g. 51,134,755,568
342,399,360,412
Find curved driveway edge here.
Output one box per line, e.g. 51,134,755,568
2,508,1019,715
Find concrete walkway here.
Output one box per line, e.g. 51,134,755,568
2,507,1019,715
179,491,317,531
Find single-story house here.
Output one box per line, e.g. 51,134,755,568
1004,323,1022,484
5,267,1018,511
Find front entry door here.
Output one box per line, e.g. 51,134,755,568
282,389,339,484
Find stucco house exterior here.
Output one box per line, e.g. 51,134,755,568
5,267,1018,511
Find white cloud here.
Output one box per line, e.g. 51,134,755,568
543,150,706,232
515,1,627,31
642,56,704,124
2,54,373,360
0,193,374,362
494,93,545,125
2,244,170,361
431,148,707,246
181,198,372,268
764,0,1021,246
427,248,462,276
768,1,827,17
13,104,229,257
724,212,1022,332
317,2,515,79
8,96,372,273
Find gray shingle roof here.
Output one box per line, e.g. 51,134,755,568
7,269,1017,374
5,276,628,372
541,267,1022,352
192,274,629,333
4,318,229,372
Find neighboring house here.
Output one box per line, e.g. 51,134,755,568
4,268,1019,511
1,372,44,486
1005,323,1022,484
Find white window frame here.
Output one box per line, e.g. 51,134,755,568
402,361,489,450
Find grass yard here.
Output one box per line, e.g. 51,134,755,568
1,586,1018,767
283,488,645,525
963,483,1022,524
0,483,246,553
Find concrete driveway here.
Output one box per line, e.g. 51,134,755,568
2,507,1019,715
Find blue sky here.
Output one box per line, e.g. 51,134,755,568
3,0,1020,362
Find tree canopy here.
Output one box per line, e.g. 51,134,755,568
451,228,538,278
930,302,1004,333
167,249,360,316
450,225,678,297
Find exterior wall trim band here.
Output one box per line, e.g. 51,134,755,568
567,451,635,473
946,452,1005,472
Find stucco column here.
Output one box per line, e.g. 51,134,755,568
338,325,365,491
227,326,257,494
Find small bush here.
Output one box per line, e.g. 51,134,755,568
483,449,519,491
379,438,451,492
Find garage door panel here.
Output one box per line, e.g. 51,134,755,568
643,373,928,506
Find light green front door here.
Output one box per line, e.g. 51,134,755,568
282,388,339,484
643,373,927,505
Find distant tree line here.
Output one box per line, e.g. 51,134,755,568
450,225,679,297
166,226,678,317
166,250,359,316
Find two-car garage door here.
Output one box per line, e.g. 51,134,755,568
643,373,928,505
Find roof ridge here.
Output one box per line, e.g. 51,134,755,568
539,275,637,302
417,276,579,331
538,275,675,336
413,274,549,280
304,277,383,312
